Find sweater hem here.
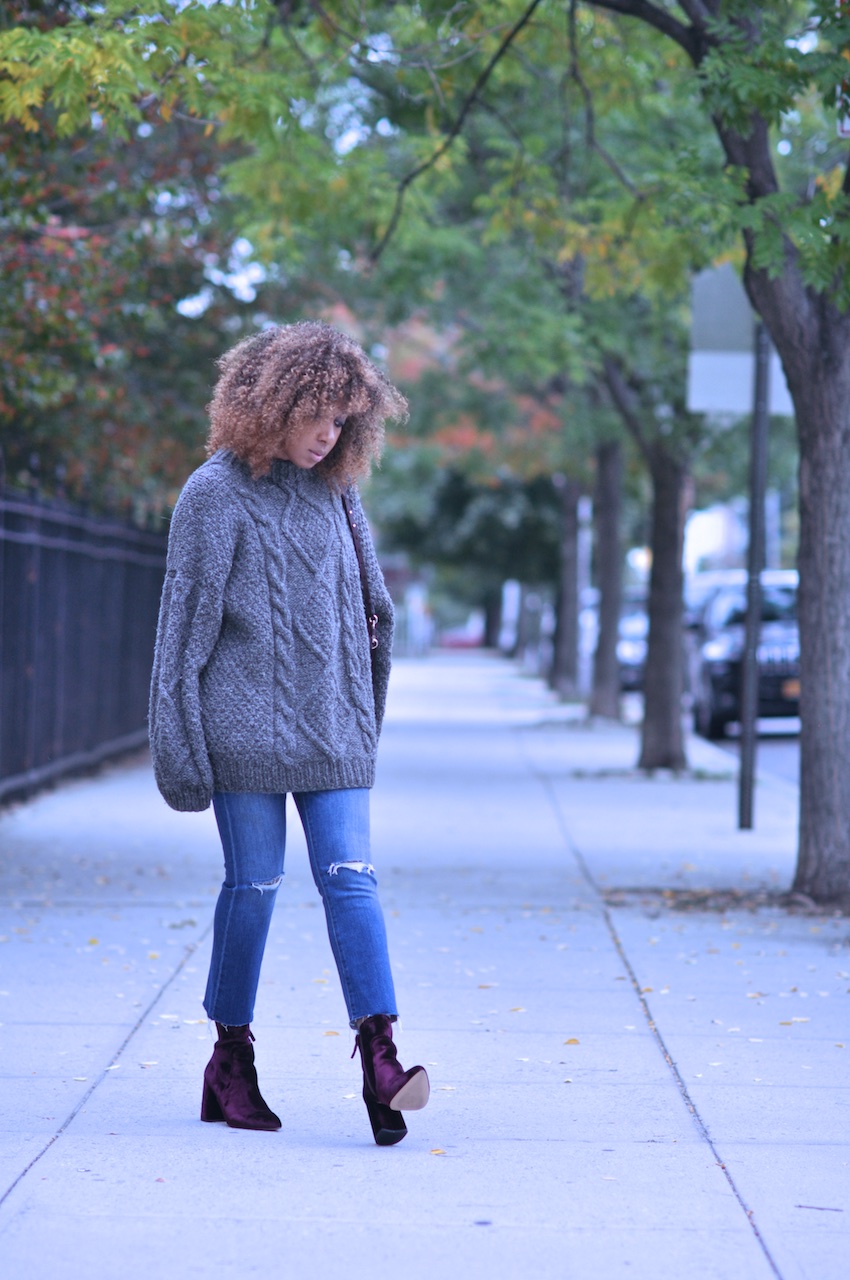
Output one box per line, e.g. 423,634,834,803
211,757,376,795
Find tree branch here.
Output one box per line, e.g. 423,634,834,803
369,0,546,263
568,0,643,199
712,111,779,201
676,0,720,25
583,0,707,65
601,352,651,461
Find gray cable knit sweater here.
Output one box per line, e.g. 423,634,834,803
149,450,394,812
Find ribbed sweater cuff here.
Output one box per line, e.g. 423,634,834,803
162,784,213,813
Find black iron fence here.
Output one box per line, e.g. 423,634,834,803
0,490,167,803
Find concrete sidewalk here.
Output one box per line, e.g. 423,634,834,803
0,652,847,1279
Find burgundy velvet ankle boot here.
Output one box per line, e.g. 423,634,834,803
200,1023,281,1131
353,1015,429,1145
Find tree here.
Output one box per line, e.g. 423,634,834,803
0,1,381,516
6,2,850,901
331,0,850,895
0,106,240,516
363,7,715,756
368,351,570,650
589,438,624,717
354,0,850,886
572,0,850,902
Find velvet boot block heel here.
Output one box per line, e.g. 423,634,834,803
201,1022,281,1131
362,1084,408,1146
353,1014,429,1145
200,1078,225,1122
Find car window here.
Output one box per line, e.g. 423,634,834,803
708,586,797,629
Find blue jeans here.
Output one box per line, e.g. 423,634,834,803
203,789,398,1028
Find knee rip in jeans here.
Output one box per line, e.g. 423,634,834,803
250,874,283,894
327,860,375,877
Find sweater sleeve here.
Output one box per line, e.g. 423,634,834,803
350,488,395,735
148,468,239,811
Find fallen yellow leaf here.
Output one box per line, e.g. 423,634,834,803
431,1149,446,1155
323,1030,340,1036
564,1038,580,1045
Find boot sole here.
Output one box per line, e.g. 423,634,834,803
389,1067,430,1111
222,1116,281,1131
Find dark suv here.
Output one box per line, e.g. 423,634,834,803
688,571,799,739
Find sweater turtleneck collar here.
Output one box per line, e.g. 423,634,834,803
269,457,299,487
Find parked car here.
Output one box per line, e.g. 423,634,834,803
688,570,799,739
684,569,748,629
617,607,649,692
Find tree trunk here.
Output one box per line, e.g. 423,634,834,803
590,439,623,718
512,583,531,659
483,586,501,648
550,475,580,696
754,296,850,904
699,22,850,901
638,443,688,771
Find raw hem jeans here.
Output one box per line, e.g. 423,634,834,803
203,788,398,1028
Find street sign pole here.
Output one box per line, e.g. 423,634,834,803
738,323,770,829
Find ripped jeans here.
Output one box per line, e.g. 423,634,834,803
203,789,398,1028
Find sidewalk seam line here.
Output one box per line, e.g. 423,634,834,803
0,921,213,1213
526,749,785,1280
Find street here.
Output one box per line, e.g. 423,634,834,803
716,720,801,787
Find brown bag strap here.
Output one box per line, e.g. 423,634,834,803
342,491,379,653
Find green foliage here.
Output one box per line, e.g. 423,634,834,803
0,99,301,517
700,1,850,130
0,0,840,538
371,460,562,590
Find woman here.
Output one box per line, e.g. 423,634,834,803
149,321,429,1145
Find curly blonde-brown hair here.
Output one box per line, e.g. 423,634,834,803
206,321,408,487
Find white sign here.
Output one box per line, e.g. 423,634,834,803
687,264,794,416
687,350,794,416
